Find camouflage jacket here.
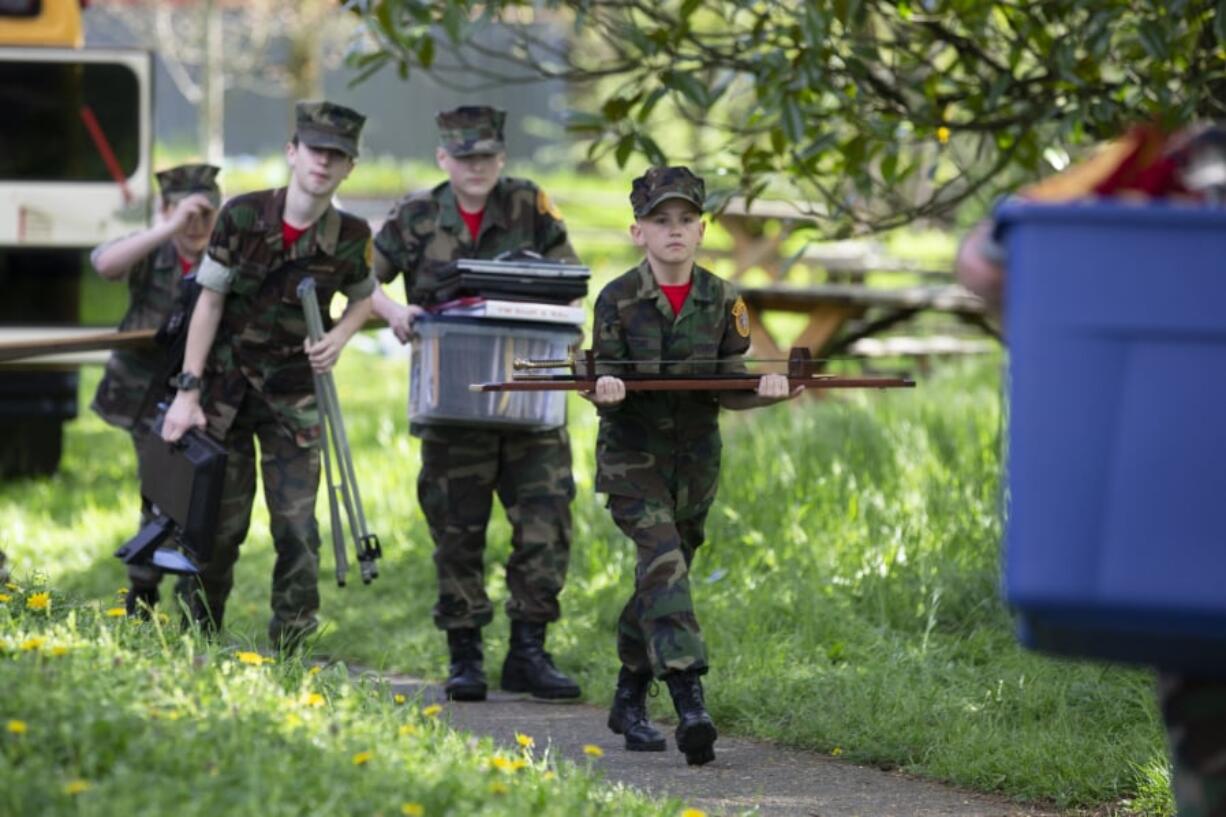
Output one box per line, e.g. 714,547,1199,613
593,260,750,500
196,187,375,446
91,239,190,431
374,176,578,303
374,176,578,439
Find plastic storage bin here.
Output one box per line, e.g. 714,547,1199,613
999,200,1226,674
409,315,580,431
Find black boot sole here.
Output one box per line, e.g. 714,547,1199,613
500,663,581,699
445,684,488,702
608,714,667,751
676,719,717,766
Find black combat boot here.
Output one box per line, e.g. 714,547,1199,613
607,667,666,751
125,585,160,619
444,628,487,701
500,620,581,700
664,670,717,766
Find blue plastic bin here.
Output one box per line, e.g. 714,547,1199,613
999,200,1226,675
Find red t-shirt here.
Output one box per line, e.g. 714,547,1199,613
283,221,307,247
660,281,693,317
177,254,194,277
459,206,484,240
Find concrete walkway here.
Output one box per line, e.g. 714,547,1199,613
369,672,1060,817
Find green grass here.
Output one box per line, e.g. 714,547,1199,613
0,580,686,817
0,352,1173,814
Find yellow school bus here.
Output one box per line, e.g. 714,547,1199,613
0,0,153,476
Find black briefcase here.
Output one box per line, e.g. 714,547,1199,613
115,426,227,574
434,256,590,305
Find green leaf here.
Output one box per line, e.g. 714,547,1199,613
441,3,465,42
662,70,710,107
780,95,805,142
637,132,668,165
679,0,703,22
1216,0,1226,43
417,35,435,69
637,87,669,122
614,133,635,167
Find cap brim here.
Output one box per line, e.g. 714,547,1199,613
640,192,704,216
297,128,359,158
443,139,505,158
164,190,222,208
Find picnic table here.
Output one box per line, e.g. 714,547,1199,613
737,282,999,361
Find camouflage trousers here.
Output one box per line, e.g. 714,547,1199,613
127,430,162,591
176,389,322,645
1159,673,1226,817
609,495,712,678
418,426,574,631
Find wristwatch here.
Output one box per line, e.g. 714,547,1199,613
172,371,202,392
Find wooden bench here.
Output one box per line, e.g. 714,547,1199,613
737,282,999,360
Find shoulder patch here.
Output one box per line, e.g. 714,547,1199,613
732,296,750,338
536,188,564,221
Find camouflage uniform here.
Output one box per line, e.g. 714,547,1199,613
91,163,222,597
1158,673,1226,817
184,102,374,644
375,107,578,631
594,167,751,679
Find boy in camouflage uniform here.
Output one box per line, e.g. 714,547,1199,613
588,167,800,765
91,163,222,616
371,106,581,702
162,101,375,649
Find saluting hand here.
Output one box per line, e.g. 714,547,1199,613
167,193,216,234
584,375,626,406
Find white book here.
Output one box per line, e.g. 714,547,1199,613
437,298,586,326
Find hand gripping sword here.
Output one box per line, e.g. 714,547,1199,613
297,277,382,586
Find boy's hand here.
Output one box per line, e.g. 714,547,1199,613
388,302,426,344
584,375,626,406
167,193,216,233
162,390,206,442
757,373,804,402
305,329,346,374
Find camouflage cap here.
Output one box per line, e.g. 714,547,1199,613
295,100,365,158
436,106,506,157
630,166,706,218
156,163,222,207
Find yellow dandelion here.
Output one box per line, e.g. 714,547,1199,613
393,693,407,705
936,126,951,145
490,756,514,772
0,593,10,603
515,732,534,749
235,651,266,666
105,607,127,618
352,750,373,766
398,723,418,737
4,582,18,591
50,646,70,657
582,744,604,758
510,758,529,771
421,704,443,718
116,588,129,596
63,779,91,796
488,781,508,796
307,665,322,676
26,591,50,612
19,637,45,651
831,746,844,757
304,692,325,708
401,803,425,817
681,810,707,817
7,720,28,734
284,713,303,729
